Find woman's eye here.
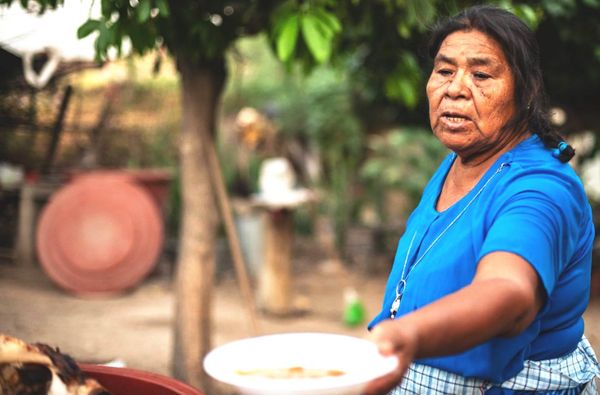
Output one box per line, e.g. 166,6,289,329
473,72,491,80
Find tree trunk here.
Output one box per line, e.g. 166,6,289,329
171,57,225,392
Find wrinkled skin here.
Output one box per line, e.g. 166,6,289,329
427,29,516,163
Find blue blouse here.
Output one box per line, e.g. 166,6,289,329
368,134,595,383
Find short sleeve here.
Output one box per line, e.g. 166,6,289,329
478,174,584,296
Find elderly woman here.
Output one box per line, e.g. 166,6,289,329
366,5,600,395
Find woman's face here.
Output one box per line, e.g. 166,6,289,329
426,30,516,159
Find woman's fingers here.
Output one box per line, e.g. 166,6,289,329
362,363,403,395
363,320,419,394
362,353,412,395
376,339,395,356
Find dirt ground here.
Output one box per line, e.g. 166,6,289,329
2,240,600,394
0,237,391,392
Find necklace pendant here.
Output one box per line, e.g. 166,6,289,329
390,295,401,319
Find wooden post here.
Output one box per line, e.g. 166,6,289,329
14,183,35,266
204,136,260,335
14,182,58,267
259,208,294,315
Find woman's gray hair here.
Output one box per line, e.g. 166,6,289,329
428,5,574,162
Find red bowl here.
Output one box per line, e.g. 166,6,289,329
80,364,204,395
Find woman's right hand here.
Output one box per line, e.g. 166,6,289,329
362,319,419,395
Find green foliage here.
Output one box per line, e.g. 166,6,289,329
270,1,342,67
514,4,542,28
5,0,600,247
301,14,333,63
84,0,165,61
2,0,599,110
278,66,364,252
223,36,362,252
77,19,101,39
541,0,577,16
333,0,440,111
533,0,600,105
403,0,438,33
384,51,422,109
275,14,300,62
493,1,542,28
302,68,363,253
360,127,448,223
223,34,285,109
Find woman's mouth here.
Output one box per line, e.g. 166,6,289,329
440,112,472,129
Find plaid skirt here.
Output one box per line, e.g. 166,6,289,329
390,336,600,394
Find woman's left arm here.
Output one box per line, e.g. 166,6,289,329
364,251,545,395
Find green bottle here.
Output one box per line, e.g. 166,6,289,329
343,287,366,327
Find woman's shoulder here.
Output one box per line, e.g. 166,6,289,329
504,136,586,194
494,144,591,221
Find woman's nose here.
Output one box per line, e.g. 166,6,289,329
446,71,469,99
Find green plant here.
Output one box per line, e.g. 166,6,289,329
302,67,363,254
360,127,448,225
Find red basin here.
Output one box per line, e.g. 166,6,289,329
81,364,204,395
36,174,164,296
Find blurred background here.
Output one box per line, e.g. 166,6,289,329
0,0,599,394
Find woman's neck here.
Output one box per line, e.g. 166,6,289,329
437,133,530,212
451,151,502,188
436,160,489,212
454,132,530,180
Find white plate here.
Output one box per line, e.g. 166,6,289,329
203,332,398,395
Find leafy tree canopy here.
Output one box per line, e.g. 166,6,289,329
2,0,599,123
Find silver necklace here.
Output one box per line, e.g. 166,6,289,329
389,162,507,319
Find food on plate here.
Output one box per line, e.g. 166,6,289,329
0,333,111,395
235,366,345,379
